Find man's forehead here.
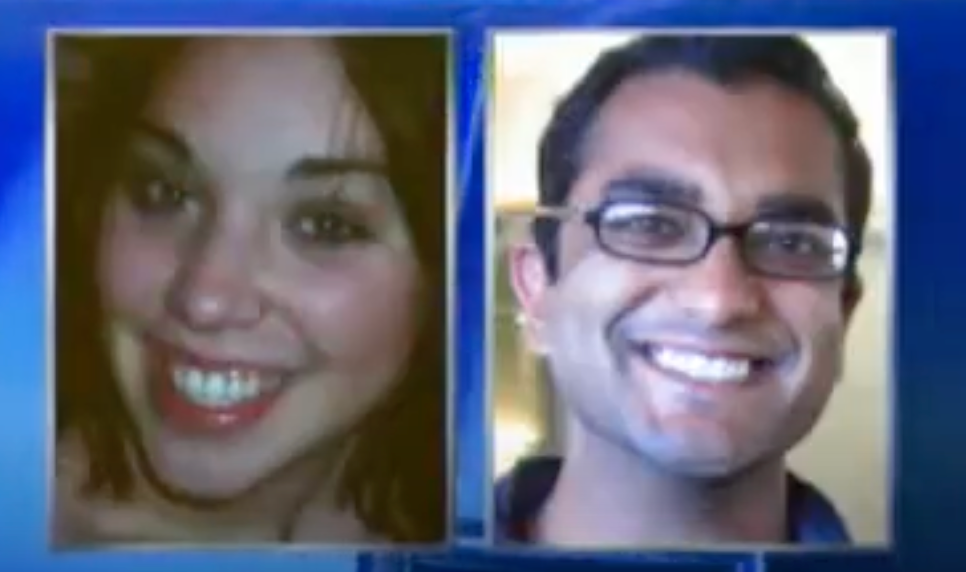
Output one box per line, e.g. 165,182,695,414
575,70,847,219
590,70,835,136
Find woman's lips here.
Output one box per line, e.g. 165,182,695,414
147,339,292,436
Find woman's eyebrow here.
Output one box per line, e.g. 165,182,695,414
284,156,394,208
285,156,387,182
131,120,194,163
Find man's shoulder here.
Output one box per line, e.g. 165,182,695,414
494,455,562,544
786,472,853,544
494,456,852,546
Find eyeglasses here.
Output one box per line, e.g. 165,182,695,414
532,199,860,280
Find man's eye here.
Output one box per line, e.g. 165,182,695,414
620,214,686,238
601,203,691,247
288,210,372,247
754,227,836,263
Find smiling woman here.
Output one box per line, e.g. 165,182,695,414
52,34,449,546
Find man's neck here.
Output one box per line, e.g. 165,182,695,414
537,426,787,548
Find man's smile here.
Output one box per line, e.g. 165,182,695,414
622,339,783,388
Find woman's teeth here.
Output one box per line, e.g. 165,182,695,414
648,345,755,384
172,368,281,408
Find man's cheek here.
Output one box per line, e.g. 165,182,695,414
547,257,636,364
780,294,847,398
811,318,847,384
556,253,640,315
544,285,621,405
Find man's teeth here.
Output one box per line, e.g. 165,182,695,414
172,368,281,408
649,346,753,383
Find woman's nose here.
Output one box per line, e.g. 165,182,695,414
165,227,266,332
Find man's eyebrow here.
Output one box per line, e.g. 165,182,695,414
755,194,840,224
285,156,387,182
602,171,842,225
602,170,703,205
131,120,193,162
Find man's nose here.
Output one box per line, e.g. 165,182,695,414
668,239,764,326
165,227,266,332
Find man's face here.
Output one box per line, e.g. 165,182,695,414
511,71,861,478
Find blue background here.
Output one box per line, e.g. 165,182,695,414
2,1,965,571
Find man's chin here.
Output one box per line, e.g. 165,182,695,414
650,455,745,480
627,433,756,481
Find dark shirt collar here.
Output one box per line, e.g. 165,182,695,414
495,456,851,545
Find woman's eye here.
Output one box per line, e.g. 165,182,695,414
122,169,195,218
289,210,372,247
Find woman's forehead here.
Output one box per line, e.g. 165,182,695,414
142,37,385,173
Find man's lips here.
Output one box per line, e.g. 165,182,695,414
630,340,775,365
625,340,777,386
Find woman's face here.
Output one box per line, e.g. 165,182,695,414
97,38,422,498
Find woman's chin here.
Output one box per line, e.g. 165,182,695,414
140,443,274,505
151,469,258,504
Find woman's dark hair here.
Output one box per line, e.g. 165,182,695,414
55,35,448,543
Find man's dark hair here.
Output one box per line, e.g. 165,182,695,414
533,35,872,281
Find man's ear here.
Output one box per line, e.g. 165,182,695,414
842,274,864,327
508,242,552,354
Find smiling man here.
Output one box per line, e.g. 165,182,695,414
500,35,871,547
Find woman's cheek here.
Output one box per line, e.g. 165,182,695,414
289,251,423,373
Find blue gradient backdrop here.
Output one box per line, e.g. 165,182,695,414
2,1,965,571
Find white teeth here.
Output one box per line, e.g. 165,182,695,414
649,346,752,384
207,375,226,402
172,367,280,407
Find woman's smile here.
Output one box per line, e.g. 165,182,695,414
147,336,296,436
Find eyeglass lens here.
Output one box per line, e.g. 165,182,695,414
594,201,851,278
